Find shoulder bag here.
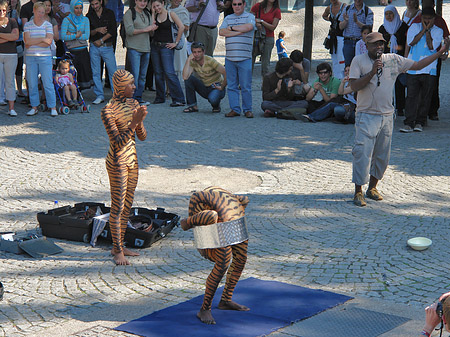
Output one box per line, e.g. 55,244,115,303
252,4,265,57
187,0,209,43
167,12,185,50
64,17,88,50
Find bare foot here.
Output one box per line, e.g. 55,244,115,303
197,309,216,324
123,247,140,256
113,251,130,265
218,300,250,311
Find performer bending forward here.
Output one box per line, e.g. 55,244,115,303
180,187,250,324
101,69,148,265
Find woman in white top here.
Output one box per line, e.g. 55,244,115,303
168,0,189,81
402,0,420,26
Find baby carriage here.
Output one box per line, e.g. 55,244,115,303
52,53,91,115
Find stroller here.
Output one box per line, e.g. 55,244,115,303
52,53,91,115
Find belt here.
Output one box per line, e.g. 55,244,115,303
152,41,169,47
344,37,360,41
99,42,113,47
198,24,216,29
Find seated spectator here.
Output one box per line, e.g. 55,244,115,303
334,65,356,124
24,1,57,116
261,57,309,118
355,24,371,56
182,41,226,113
302,62,340,122
420,292,449,337
289,49,309,84
61,0,93,90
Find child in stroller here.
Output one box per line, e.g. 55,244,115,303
55,60,78,108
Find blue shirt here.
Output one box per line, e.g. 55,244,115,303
105,0,124,24
342,4,374,39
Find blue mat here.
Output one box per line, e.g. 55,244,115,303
115,277,352,337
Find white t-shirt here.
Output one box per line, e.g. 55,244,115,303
349,53,414,115
407,23,442,76
355,39,368,56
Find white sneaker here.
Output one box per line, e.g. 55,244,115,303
27,108,38,116
399,125,413,133
139,101,150,106
50,109,58,117
413,124,423,132
0,100,7,106
92,97,104,105
8,110,17,117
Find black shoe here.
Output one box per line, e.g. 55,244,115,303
170,102,185,107
429,115,439,121
104,82,111,89
0,282,3,301
153,99,165,104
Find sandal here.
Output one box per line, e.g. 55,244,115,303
212,107,221,113
183,106,198,113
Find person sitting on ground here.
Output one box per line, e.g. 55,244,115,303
302,62,340,121
334,65,356,123
55,59,78,108
261,57,309,118
355,24,371,56
182,41,227,113
289,49,309,84
419,292,450,337
276,30,288,59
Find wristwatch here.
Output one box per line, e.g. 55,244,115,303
230,26,234,31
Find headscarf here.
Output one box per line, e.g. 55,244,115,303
384,5,402,54
69,0,84,25
112,69,134,102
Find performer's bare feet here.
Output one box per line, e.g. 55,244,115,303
123,247,140,256
218,300,250,311
112,251,130,265
197,309,216,324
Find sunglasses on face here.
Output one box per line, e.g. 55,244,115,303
232,2,243,6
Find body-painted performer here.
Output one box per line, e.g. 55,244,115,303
101,69,148,265
180,186,250,324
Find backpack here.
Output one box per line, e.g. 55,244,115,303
119,6,151,48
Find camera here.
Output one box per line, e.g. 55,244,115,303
437,301,443,318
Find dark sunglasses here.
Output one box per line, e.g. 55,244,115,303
191,41,205,49
232,2,243,5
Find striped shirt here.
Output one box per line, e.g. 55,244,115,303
342,4,374,39
190,55,223,86
220,11,255,62
24,19,53,57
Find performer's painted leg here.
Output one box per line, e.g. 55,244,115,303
198,247,232,324
120,165,140,258
218,240,249,311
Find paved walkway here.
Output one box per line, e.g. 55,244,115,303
1,3,450,336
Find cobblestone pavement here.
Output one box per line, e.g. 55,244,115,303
1,4,450,337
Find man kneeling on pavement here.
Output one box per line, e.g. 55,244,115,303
261,57,310,119
182,41,227,113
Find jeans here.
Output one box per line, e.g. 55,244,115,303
185,75,225,108
261,100,308,112
343,39,357,67
308,102,340,122
90,44,117,99
151,44,185,104
127,48,150,102
225,58,252,114
26,55,56,108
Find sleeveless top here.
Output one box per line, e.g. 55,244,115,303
154,13,172,43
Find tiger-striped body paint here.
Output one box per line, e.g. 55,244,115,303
101,70,147,253
185,187,249,311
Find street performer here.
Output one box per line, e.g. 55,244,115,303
180,186,250,324
101,69,148,265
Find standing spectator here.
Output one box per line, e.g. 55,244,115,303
400,7,442,133
42,0,59,57
219,0,255,118
168,0,190,81
124,0,156,105
355,25,371,56
182,41,226,113
20,0,37,24
87,0,117,105
61,0,93,90
53,0,71,29
103,0,123,88
349,32,447,206
185,0,220,56
250,0,280,77
339,0,373,66
402,0,420,27
261,57,309,118
322,0,346,79
24,1,57,116
8,0,25,98
0,0,18,116
150,0,185,106
378,5,408,116
275,31,287,59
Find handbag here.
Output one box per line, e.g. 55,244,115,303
167,12,184,50
64,17,88,50
252,4,265,57
187,0,209,43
